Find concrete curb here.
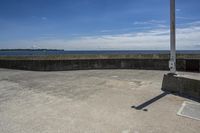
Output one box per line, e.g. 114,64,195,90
162,74,200,100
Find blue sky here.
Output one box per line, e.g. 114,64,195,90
0,0,200,50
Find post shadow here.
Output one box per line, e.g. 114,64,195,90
131,92,169,111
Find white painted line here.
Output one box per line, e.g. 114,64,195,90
177,101,200,121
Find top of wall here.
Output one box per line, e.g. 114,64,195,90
0,54,200,60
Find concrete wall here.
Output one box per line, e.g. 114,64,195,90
162,74,200,100
1,58,199,72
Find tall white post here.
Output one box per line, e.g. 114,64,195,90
169,0,176,74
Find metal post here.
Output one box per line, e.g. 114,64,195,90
169,0,176,74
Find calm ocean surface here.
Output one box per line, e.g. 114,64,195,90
0,50,200,56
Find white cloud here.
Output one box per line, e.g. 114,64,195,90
133,20,167,29
134,20,165,25
177,16,196,20
2,21,200,50
41,17,47,20
100,30,112,33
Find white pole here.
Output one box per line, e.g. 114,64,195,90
169,0,176,74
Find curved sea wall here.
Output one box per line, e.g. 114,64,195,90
0,58,199,72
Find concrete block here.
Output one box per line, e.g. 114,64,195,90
162,73,200,100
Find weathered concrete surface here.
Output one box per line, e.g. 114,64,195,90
162,74,200,100
0,59,199,72
0,69,200,133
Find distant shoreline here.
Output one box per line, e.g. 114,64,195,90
0,49,64,51
0,49,200,57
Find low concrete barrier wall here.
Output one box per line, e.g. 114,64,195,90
0,58,199,72
162,74,200,100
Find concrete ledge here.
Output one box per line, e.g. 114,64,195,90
162,74,200,100
0,59,199,72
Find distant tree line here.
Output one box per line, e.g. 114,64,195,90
0,49,64,51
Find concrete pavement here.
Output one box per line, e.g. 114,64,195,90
0,69,199,133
